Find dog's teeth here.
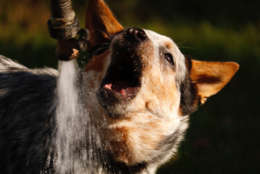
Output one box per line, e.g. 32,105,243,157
104,83,112,90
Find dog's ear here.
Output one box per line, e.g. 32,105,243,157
190,59,239,104
85,0,124,49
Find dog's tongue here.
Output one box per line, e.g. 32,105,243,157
104,83,136,98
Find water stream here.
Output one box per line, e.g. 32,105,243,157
55,60,103,174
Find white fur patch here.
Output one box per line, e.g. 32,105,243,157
0,55,27,71
0,55,58,76
144,30,187,87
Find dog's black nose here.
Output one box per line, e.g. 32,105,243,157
125,28,147,42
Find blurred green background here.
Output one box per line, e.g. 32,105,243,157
0,0,259,173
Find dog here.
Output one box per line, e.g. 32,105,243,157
0,0,239,174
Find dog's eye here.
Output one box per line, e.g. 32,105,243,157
164,53,174,66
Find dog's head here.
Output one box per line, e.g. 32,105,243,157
84,0,239,170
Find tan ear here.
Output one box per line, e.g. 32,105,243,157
190,59,239,104
85,0,124,48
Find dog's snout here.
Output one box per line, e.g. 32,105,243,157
125,28,147,42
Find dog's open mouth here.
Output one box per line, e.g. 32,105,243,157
98,51,142,106
103,82,139,99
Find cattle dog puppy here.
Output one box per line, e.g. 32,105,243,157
0,0,239,174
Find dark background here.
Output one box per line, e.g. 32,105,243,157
0,0,259,173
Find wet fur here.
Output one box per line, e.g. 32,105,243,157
0,56,57,174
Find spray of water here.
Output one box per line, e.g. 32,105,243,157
55,60,104,174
